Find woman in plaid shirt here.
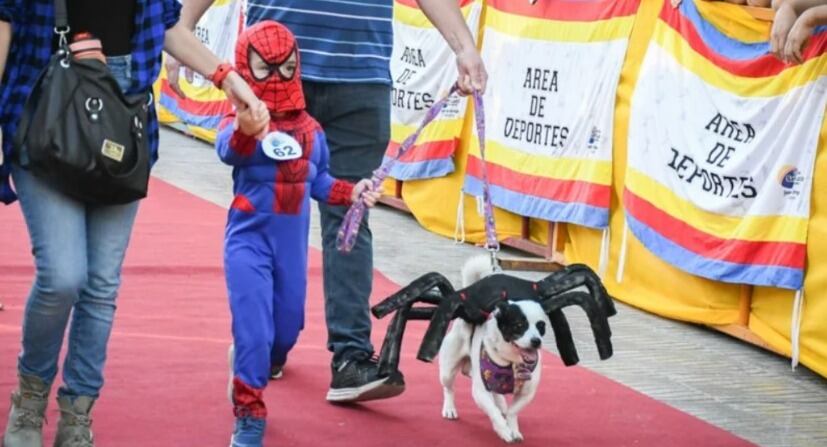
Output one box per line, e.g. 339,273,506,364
0,2,267,446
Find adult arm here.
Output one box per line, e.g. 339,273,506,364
165,0,215,96
163,23,263,116
0,21,10,82
783,5,827,62
415,0,487,94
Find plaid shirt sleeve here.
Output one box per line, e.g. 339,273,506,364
163,0,182,30
0,0,19,22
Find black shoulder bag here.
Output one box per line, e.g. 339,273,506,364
14,0,151,205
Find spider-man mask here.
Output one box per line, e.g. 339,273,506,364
235,21,305,114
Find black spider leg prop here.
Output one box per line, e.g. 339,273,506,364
372,273,456,377
537,264,617,320
547,310,579,366
376,303,437,378
372,272,455,319
542,291,613,360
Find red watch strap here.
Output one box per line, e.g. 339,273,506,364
210,62,234,89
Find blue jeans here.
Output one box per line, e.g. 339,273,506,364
303,81,391,366
11,56,139,398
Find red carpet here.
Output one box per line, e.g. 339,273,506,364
0,179,753,446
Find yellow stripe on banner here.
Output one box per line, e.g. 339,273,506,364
486,7,635,42
468,138,612,185
391,118,465,145
626,168,808,243
180,81,229,102
654,21,827,97
211,0,234,7
394,1,476,29
694,0,770,44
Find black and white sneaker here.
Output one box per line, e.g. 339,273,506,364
325,353,405,403
269,364,284,380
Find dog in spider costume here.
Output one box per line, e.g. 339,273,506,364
371,256,617,379
216,21,375,446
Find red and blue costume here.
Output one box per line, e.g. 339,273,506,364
217,21,353,419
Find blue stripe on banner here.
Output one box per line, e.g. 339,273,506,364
463,176,609,230
680,1,827,60
626,213,803,289
158,94,223,131
679,0,769,60
385,158,455,181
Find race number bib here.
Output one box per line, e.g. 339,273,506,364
262,132,302,161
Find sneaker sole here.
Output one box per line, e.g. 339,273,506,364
326,377,405,403
227,344,235,404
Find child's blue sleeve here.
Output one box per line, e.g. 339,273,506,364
215,118,261,167
310,130,353,205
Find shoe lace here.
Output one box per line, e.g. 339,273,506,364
62,414,93,446
13,409,45,429
237,417,265,433
65,432,94,447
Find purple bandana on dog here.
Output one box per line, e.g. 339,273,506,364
480,348,538,395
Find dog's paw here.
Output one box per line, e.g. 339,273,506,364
494,425,521,443
442,405,459,420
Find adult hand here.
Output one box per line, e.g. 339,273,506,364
223,72,269,136
352,179,383,206
783,14,816,64
456,46,487,95
771,4,799,58
234,101,269,138
164,55,194,98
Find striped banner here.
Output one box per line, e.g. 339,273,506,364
624,0,827,289
156,0,243,142
384,0,482,180
463,0,639,229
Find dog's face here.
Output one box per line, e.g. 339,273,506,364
494,300,549,363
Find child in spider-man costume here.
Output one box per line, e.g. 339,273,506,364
216,21,380,446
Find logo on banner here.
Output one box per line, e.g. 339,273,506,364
588,126,601,151
779,165,804,199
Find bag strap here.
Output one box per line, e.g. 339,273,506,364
54,0,69,30
53,0,70,51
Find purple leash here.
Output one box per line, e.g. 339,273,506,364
337,86,499,255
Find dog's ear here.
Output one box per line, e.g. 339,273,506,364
495,300,510,316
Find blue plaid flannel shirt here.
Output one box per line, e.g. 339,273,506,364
0,0,181,204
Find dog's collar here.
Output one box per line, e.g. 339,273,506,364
479,347,537,395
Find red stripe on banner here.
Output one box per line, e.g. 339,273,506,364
466,155,610,208
159,80,234,118
396,0,475,9
487,0,640,21
386,139,458,163
659,5,827,77
623,188,805,269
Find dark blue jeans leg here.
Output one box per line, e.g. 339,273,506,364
304,81,391,366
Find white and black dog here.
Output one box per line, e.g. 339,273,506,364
439,256,550,443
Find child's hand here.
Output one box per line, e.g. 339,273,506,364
352,179,384,207
771,4,799,59
783,13,817,64
234,102,269,138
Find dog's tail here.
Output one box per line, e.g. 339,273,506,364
461,255,494,287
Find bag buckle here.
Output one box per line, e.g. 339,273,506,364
85,97,103,121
